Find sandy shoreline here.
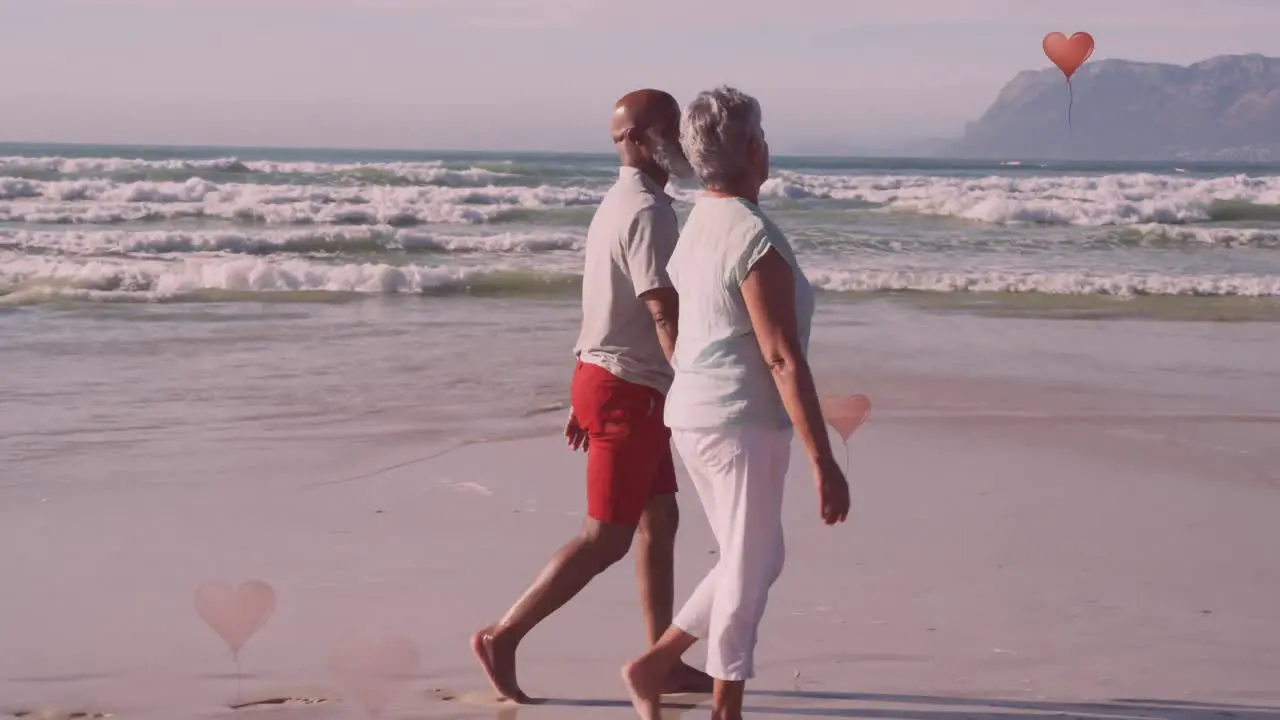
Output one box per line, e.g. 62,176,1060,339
3,399,1278,718
4,298,1279,719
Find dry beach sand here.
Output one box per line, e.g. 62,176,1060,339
2,305,1279,719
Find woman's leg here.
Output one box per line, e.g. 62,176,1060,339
712,679,745,720
621,625,702,720
623,426,792,720
622,428,730,719
703,426,791,718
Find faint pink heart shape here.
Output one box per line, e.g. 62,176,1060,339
329,635,420,718
194,579,276,656
822,394,872,442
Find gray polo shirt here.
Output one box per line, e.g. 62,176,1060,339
573,167,679,394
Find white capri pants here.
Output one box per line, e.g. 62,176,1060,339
671,424,793,682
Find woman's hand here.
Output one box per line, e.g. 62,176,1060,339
564,409,589,452
814,457,851,525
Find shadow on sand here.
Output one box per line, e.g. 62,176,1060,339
526,690,1280,719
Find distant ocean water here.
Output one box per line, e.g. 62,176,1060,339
2,143,1279,315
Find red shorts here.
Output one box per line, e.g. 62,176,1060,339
570,360,677,526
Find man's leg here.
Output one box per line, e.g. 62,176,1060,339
473,517,635,702
636,493,714,690
636,493,678,647
473,362,655,703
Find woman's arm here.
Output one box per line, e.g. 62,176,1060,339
741,248,850,525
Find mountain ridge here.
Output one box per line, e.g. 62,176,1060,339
940,53,1280,161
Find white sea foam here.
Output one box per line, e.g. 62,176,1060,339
807,268,1280,297
0,179,602,225
0,156,514,185
0,155,255,174
1,227,582,256
0,254,572,303
5,159,1280,229
4,252,1276,303
761,172,1280,226
1126,224,1280,249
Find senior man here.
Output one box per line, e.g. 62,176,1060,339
472,88,712,703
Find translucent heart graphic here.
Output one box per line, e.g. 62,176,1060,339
822,394,872,442
329,635,420,718
194,579,276,657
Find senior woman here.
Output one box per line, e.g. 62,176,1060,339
621,86,851,720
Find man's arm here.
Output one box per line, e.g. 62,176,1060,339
640,287,678,364
626,206,681,363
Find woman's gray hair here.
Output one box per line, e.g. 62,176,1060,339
679,86,763,189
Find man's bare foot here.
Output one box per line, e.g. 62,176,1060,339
661,661,714,695
471,626,532,704
622,656,667,720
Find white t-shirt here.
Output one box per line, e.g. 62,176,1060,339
573,167,680,394
664,195,815,430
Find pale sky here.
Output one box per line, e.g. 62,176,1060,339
2,0,1278,153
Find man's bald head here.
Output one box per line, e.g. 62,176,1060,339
611,89,681,144
610,89,692,182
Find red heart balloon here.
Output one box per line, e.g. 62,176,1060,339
1043,31,1095,79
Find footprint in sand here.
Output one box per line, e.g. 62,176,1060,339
438,479,495,496
430,689,525,719
228,695,333,711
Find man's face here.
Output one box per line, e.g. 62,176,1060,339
645,123,695,181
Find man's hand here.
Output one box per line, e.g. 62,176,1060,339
564,409,589,453
814,457,851,525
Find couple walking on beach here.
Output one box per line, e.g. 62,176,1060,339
472,86,852,720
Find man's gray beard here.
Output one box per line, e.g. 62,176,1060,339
650,134,695,180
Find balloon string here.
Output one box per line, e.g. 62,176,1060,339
234,653,242,707
843,440,852,521
1067,78,1074,136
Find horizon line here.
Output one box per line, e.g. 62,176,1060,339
2,140,1278,168
0,138,944,160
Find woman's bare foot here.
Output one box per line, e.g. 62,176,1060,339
471,626,532,703
661,661,714,694
622,656,667,720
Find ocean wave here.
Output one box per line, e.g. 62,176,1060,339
0,179,604,225
6,160,1280,230
791,224,1280,253
4,253,1276,304
7,224,1275,261
0,227,583,256
807,269,1280,297
761,171,1280,226
1124,224,1280,249
0,156,516,187
0,255,580,304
